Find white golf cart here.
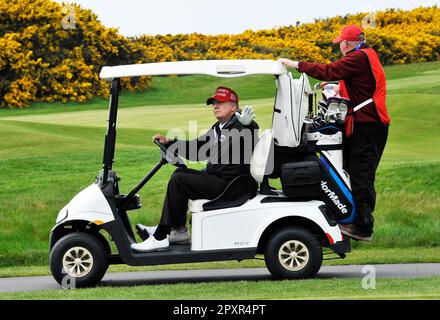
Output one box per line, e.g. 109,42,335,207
49,60,352,288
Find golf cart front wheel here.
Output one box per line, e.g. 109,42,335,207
50,232,109,288
264,227,323,279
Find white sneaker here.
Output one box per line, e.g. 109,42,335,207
170,227,191,245
136,223,157,234
131,235,169,252
136,224,190,245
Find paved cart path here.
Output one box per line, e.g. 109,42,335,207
1,263,440,292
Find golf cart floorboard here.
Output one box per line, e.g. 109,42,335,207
108,244,257,266
104,219,257,266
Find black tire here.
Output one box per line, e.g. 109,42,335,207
264,227,323,279
50,232,109,288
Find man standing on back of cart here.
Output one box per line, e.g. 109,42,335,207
278,25,390,242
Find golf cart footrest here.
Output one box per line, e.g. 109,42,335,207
330,237,351,256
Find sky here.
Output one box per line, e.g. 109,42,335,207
55,0,439,36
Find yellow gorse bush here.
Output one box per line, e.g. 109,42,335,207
135,6,439,65
0,0,151,108
0,1,439,108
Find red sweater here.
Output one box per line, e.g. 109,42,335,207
298,45,381,123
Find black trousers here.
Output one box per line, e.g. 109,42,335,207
159,168,229,228
345,123,389,233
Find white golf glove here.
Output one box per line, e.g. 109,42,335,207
235,105,255,126
277,58,299,69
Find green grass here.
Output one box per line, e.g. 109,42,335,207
382,61,440,81
0,61,439,271
2,276,440,300
0,74,282,117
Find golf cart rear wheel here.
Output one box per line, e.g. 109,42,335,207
264,227,323,279
50,232,109,288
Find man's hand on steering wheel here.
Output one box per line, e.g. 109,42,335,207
153,133,186,169
153,133,169,145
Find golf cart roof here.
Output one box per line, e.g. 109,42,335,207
99,59,287,79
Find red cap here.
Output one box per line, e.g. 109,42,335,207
332,25,365,43
206,86,239,105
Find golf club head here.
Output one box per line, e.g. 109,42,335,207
325,114,337,123
339,102,348,120
312,115,323,128
317,100,328,117
327,102,340,114
318,100,328,109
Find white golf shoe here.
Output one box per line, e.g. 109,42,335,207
136,224,190,244
131,235,169,252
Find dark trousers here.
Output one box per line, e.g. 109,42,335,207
345,123,389,233
159,168,229,228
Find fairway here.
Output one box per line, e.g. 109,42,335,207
0,61,440,299
0,98,275,131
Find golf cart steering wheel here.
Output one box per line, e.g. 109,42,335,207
154,138,187,169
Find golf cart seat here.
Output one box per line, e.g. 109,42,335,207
249,129,277,195
189,129,273,213
189,174,257,213
250,130,274,183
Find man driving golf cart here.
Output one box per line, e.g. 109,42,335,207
132,86,259,252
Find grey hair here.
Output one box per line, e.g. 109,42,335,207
229,102,238,110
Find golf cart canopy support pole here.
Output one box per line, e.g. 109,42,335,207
102,78,120,184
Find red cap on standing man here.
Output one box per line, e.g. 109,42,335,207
332,25,365,43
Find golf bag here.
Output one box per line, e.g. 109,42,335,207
270,73,356,224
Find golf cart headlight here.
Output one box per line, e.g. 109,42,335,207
56,208,68,224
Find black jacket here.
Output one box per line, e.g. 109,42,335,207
168,114,259,181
